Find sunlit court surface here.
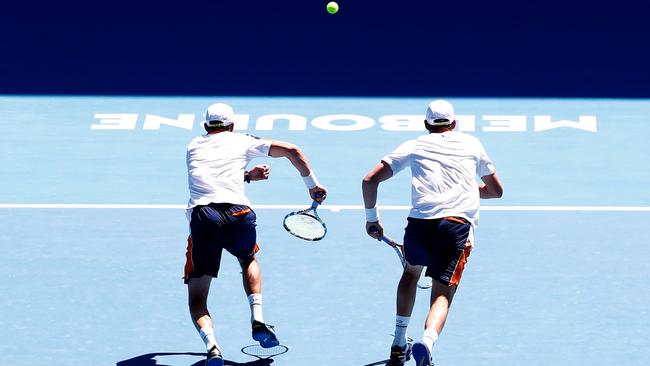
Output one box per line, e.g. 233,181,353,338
1,96,649,365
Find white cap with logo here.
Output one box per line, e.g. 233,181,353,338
204,103,235,127
425,99,455,126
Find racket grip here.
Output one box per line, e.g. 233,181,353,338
311,191,325,208
369,226,392,244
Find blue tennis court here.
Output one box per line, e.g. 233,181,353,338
1,96,649,366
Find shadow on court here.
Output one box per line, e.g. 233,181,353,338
116,352,274,366
362,360,390,366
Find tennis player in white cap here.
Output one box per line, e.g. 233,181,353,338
362,100,503,366
184,103,327,366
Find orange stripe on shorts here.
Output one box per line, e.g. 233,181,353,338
183,235,194,282
450,238,472,286
232,208,251,216
444,216,468,224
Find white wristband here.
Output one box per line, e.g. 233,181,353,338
365,207,379,222
302,172,320,189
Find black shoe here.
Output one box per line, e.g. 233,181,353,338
387,342,412,366
251,320,279,348
205,345,223,366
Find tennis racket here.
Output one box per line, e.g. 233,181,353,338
283,194,326,241
370,228,433,289
241,344,289,359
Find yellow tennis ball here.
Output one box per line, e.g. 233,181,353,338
326,1,339,14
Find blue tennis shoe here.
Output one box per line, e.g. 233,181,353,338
252,320,279,348
412,341,433,366
205,345,223,366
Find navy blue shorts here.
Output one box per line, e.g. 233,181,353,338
184,203,259,282
403,216,474,287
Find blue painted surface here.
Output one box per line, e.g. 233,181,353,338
1,209,649,366
1,96,649,205
1,96,649,365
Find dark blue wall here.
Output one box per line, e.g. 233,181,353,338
2,0,649,97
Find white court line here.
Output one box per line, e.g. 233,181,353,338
0,204,649,212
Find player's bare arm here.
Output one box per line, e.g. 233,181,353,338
268,141,327,203
479,172,504,198
362,161,394,239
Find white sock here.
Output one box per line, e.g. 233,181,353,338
392,315,411,347
248,293,264,323
199,327,218,351
422,328,439,351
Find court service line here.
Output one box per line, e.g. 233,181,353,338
0,204,649,212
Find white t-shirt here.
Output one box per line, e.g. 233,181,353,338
382,131,496,227
186,132,272,209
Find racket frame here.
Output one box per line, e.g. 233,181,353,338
282,200,327,241
241,344,289,359
378,233,432,289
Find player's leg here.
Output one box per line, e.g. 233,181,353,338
426,281,457,343
240,255,262,296
412,217,472,366
187,275,214,337
411,281,456,366
186,205,229,366
237,256,278,347
388,263,422,365
394,263,423,341
423,217,472,337
396,263,423,315
238,256,265,324
396,218,435,345
226,205,279,348
187,275,223,366
390,218,433,365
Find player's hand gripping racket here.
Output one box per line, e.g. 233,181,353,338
369,227,432,289
283,192,327,241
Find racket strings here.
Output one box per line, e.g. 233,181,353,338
283,213,326,240
241,344,289,359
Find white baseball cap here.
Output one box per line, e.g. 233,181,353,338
425,99,455,125
204,103,235,127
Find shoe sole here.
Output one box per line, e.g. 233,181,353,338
386,361,406,366
412,342,432,366
206,357,224,366
253,332,280,348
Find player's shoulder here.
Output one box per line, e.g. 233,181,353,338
232,132,272,146
240,133,265,140
399,136,421,146
448,131,484,145
187,134,207,148
387,137,418,153
451,132,491,157
230,133,273,152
